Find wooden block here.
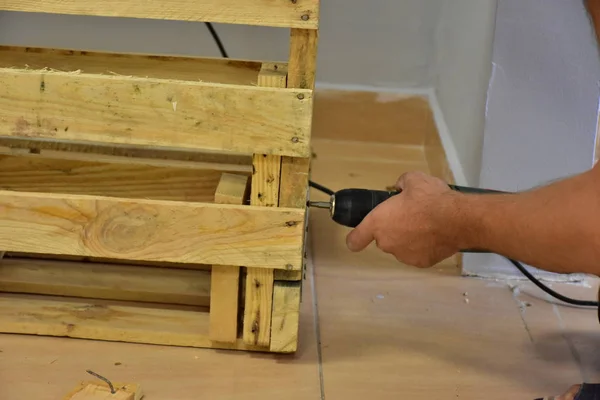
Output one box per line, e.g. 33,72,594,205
0,63,312,158
243,268,274,347
0,190,304,269
258,63,288,88
214,173,249,205
64,381,143,400
270,281,302,352
0,293,267,351
1,0,320,29
0,258,211,306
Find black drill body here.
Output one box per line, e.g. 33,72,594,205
310,185,503,228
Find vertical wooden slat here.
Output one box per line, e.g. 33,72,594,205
288,29,319,90
243,267,275,346
269,28,318,352
209,173,249,343
242,63,287,347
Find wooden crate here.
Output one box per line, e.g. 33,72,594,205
0,1,319,353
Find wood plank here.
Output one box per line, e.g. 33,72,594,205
250,154,282,207
0,69,313,158
4,252,213,272
279,157,310,210
243,268,274,347
0,138,253,171
267,28,318,349
241,63,287,347
0,0,319,29
0,154,228,203
209,266,240,343
270,281,302,352
0,258,211,306
288,29,319,90
0,46,262,86
64,381,142,400
209,172,247,343
0,190,304,269
0,294,267,351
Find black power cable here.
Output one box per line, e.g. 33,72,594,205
204,22,228,58
205,25,598,309
309,180,334,196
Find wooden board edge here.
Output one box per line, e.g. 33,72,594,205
0,189,305,270
270,280,301,353
0,294,272,352
0,68,313,158
0,1,319,29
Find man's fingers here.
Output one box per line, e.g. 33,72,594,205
395,172,409,190
346,216,375,252
395,170,429,190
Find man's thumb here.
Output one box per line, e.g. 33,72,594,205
346,219,375,252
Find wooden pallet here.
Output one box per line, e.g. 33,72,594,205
0,1,319,353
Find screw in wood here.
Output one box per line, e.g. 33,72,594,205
86,370,116,394
297,93,305,100
301,14,309,21
291,137,299,143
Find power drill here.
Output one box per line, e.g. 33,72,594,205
307,184,502,228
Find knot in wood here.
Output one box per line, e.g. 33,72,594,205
84,204,159,255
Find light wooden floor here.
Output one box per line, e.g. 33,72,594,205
2,101,600,399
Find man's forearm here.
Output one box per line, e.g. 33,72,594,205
586,0,600,42
458,164,600,275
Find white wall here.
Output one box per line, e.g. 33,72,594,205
0,0,441,88
432,0,497,186
462,0,600,279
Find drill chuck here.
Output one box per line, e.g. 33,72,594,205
330,189,396,228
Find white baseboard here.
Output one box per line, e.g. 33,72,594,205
314,81,432,96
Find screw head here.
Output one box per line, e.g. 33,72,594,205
286,264,293,270
297,93,305,100
301,14,309,21
291,136,299,143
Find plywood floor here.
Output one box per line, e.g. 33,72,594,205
2,101,600,399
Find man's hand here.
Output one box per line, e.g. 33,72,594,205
345,171,465,268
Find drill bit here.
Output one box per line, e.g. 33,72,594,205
307,201,331,209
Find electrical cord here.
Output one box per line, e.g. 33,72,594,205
204,22,229,58
205,24,598,309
